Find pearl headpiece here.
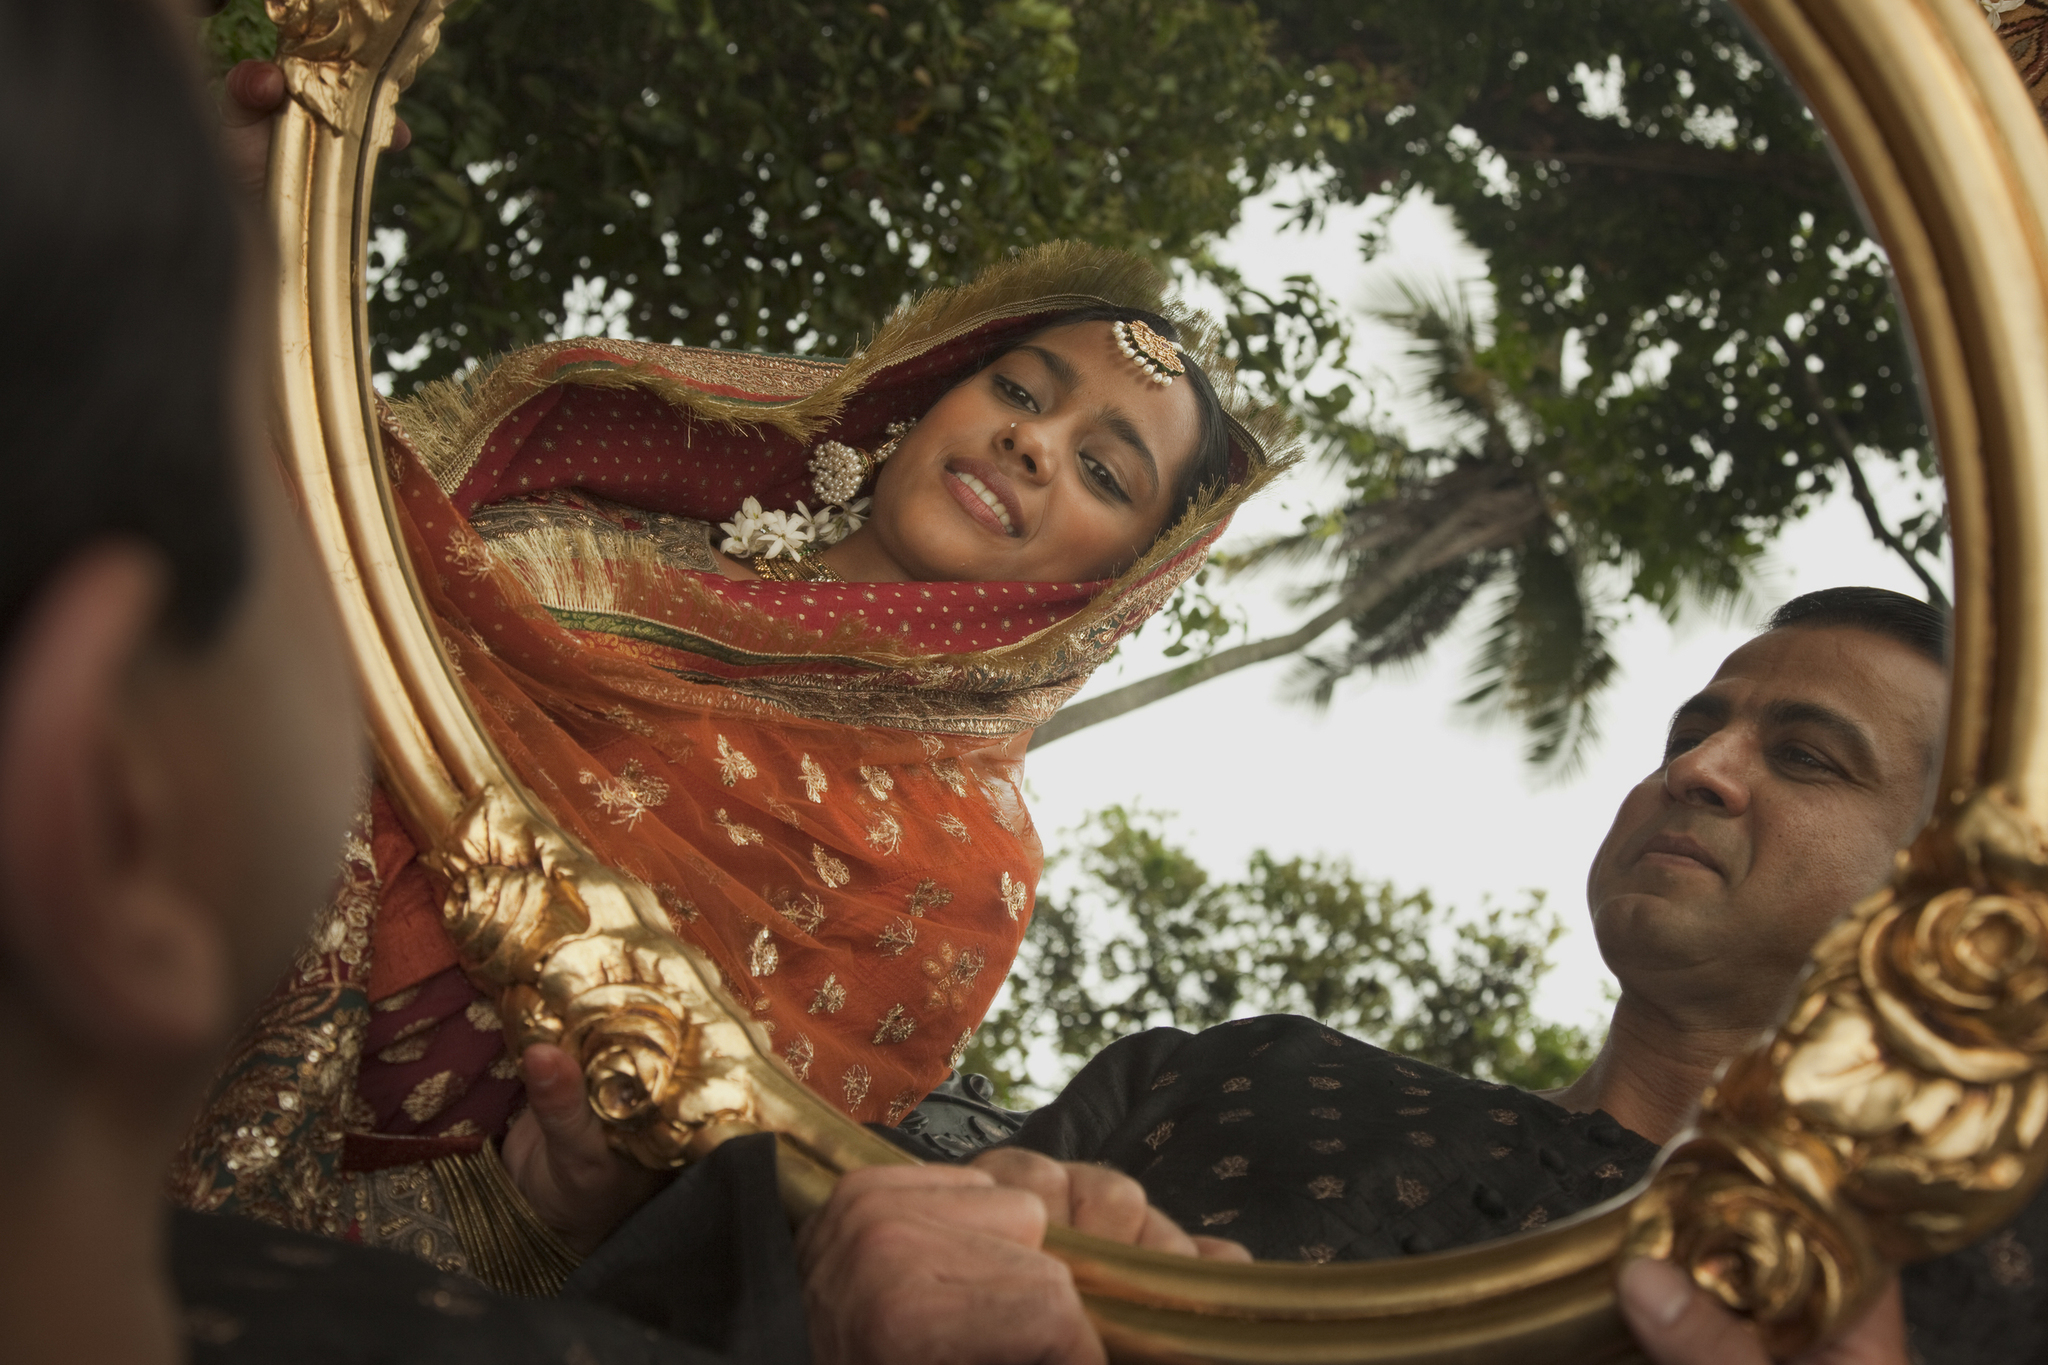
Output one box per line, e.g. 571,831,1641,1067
1113,319,1185,386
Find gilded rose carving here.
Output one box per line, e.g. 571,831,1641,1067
428,787,767,1168
1632,789,2048,1352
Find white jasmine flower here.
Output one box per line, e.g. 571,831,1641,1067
720,496,768,555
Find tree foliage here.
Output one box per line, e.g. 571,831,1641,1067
963,807,1598,1106
203,0,1947,770
1043,0,1945,768
350,0,1326,381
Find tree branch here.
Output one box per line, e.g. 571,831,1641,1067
1030,479,1544,749
1784,339,1950,608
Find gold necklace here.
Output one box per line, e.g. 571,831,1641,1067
749,552,842,583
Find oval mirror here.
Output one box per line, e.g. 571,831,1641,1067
190,0,2048,1358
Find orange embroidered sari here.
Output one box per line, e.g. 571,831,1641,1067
173,245,1291,1231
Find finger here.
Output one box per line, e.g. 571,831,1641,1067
1130,1204,1202,1257
801,1182,1049,1279
221,60,287,124
390,117,413,153
1065,1166,1153,1245
1191,1235,1254,1262
797,1165,1010,1272
970,1148,1075,1224
1618,1259,1769,1365
802,1216,1104,1365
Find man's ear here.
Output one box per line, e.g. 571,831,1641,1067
0,544,231,1061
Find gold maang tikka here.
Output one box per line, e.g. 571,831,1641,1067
809,420,913,505
1113,319,1186,386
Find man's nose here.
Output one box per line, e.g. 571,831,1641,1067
1662,732,1752,815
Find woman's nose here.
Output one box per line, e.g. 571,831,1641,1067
1000,419,1049,482
1663,731,1751,815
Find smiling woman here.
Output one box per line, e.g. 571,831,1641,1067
174,241,1295,1265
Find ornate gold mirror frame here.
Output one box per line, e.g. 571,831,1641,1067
265,0,2048,1358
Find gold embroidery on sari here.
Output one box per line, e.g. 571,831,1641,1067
928,758,968,796
842,1065,872,1112
873,1004,918,1045
811,844,852,888
713,809,763,846
338,1162,472,1275
748,927,779,978
907,879,953,917
771,888,827,935
936,813,971,843
579,759,669,828
922,944,987,1013
783,1035,814,1081
717,735,758,786
948,1029,975,1069
167,813,379,1235
865,809,903,855
1001,871,1029,920
767,797,802,829
800,754,828,802
402,1071,466,1124
885,1090,921,1125
877,917,918,959
859,765,895,800
653,882,699,923
810,975,848,1014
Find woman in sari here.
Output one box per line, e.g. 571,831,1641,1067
171,243,1293,1275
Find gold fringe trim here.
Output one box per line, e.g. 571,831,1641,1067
431,1144,581,1298
390,241,1300,500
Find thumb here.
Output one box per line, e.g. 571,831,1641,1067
221,60,287,126
1617,1259,1769,1365
521,1043,605,1153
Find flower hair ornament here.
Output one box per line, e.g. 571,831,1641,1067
1113,318,1185,386
718,420,913,582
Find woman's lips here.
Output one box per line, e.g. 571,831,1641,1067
944,459,1022,537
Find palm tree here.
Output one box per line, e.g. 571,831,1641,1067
1033,280,1628,776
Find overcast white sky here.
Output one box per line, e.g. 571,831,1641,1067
1019,178,1951,1036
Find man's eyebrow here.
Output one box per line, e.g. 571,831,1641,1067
1766,698,1879,771
1668,693,1729,735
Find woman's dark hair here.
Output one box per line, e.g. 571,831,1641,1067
1767,586,1949,665
1000,304,1234,533
0,0,247,643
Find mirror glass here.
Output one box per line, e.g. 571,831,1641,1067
336,0,1953,1270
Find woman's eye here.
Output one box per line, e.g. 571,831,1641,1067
1082,454,1126,501
996,375,1038,412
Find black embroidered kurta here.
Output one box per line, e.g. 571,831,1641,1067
994,1014,1657,1262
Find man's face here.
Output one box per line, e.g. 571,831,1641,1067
860,321,1201,583
132,317,367,1020
1584,625,1947,1022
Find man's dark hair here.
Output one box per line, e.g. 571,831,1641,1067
0,0,248,643
1767,586,1949,666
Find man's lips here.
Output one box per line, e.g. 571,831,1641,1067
944,457,1023,538
1638,832,1725,877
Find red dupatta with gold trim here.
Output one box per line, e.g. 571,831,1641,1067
176,247,1293,1218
